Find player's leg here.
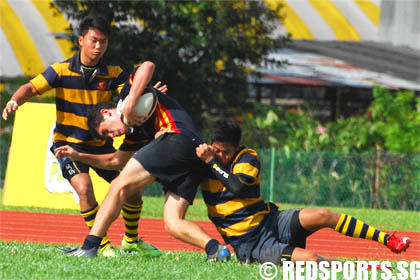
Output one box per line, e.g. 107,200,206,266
163,192,230,261
291,248,334,262
298,208,411,253
121,192,162,256
69,172,96,211
232,208,321,265
56,155,96,211
163,192,210,248
122,192,143,244
95,166,161,256
246,208,312,264
65,157,156,257
89,158,155,238
57,157,113,254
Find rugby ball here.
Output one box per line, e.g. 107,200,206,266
117,90,157,122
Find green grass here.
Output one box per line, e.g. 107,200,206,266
0,242,414,280
0,242,259,280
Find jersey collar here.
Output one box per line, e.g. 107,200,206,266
68,51,109,76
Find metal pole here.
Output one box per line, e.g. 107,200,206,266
269,147,275,202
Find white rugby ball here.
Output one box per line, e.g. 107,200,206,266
117,91,157,122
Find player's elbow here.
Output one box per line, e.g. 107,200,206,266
229,187,240,197
22,82,39,97
229,183,246,197
139,61,155,72
107,157,125,170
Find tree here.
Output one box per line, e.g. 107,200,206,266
53,0,287,121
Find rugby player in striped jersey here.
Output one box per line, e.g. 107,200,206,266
2,14,160,257
196,118,411,264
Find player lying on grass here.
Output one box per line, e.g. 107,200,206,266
55,66,231,261
2,15,159,257
195,118,411,264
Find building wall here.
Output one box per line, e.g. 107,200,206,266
378,0,420,50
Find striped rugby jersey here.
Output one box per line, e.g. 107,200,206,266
30,51,128,148
201,146,274,246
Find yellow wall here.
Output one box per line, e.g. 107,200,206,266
2,102,122,210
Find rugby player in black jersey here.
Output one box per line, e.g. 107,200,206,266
55,66,231,261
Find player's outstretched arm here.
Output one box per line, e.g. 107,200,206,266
54,145,134,170
2,82,38,120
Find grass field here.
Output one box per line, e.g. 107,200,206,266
0,242,415,280
1,241,417,280
1,189,419,279
0,242,261,280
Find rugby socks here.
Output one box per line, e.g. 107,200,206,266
121,202,143,243
205,239,221,256
81,203,112,251
82,235,102,250
334,214,390,245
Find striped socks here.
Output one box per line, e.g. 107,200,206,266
334,214,390,245
80,203,111,251
121,202,143,244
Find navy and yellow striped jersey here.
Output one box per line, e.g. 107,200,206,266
118,73,204,151
30,51,128,148
201,146,274,246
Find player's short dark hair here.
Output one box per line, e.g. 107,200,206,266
211,118,242,147
87,102,114,139
79,14,111,38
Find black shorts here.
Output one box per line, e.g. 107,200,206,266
132,133,208,204
234,208,312,264
51,142,119,183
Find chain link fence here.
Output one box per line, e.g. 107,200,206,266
1,144,418,210
259,148,420,211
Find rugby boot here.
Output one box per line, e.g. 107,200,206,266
64,247,97,257
98,244,116,257
121,238,162,257
206,244,231,262
386,233,411,253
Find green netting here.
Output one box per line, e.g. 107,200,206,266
258,148,420,211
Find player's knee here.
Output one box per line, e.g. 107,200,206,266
163,214,185,237
108,180,130,201
73,184,93,198
291,248,321,263
303,250,321,262
315,208,332,224
308,251,321,262
70,174,93,198
163,219,177,236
